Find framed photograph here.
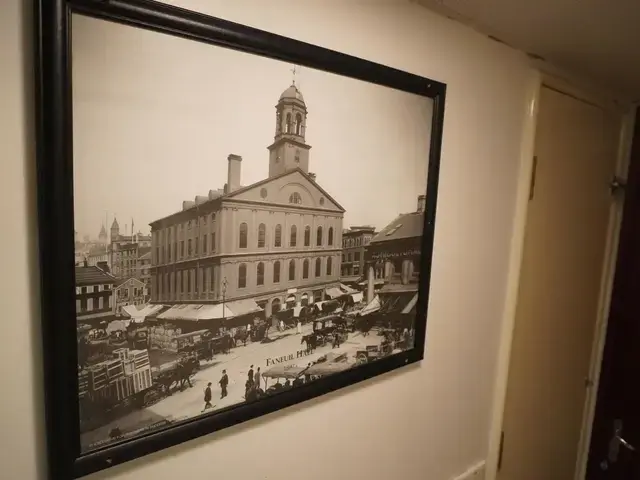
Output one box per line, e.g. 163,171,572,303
34,0,446,478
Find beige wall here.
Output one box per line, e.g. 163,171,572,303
1,0,538,479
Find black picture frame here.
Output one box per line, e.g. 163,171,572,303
34,0,446,478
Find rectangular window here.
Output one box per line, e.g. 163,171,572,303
156,247,160,264
195,237,199,255
180,241,185,258
87,298,93,311
211,232,216,252
354,252,360,262
188,239,192,256
203,235,207,253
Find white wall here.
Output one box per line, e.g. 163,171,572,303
0,0,537,479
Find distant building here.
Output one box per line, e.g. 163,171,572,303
341,226,376,283
149,81,344,321
75,264,116,324
98,224,108,245
136,249,152,298
113,277,147,316
364,195,426,313
108,218,152,280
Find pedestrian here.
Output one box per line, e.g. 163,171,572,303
202,382,213,412
296,320,302,335
254,367,261,389
279,319,285,331
219,369,229,399
248,365,254,387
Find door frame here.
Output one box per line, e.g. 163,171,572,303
483,70,635,480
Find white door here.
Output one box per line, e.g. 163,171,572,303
497,85,622,480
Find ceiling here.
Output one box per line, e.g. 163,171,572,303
413,0,640,101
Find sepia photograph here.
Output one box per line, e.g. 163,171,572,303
70,13,434,454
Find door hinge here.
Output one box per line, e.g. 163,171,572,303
497,431,505,471
610,176,627,196
529,156,538,201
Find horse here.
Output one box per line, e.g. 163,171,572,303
234,328,250,347
300,332,319,353
353,316,373,337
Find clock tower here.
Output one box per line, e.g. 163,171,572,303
267,79,311,177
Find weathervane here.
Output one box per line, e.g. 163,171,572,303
290,65,298,86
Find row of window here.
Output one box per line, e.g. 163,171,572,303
237,257,334,289
155,232,217,264
153,256,336,298
277,112,304,136
76,295,112,313
341,251,361,263
342,235,371,248
153,213,218,244
239,224,335,249
75,284,112,295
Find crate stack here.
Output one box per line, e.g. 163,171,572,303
123,349,153,394
148,324,182,350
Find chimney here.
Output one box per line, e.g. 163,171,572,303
227,154,242,193
308,172,317,181
417,195,426,213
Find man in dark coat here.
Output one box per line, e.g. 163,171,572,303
247,365,254,387
202,382,213,412
219,370,229,399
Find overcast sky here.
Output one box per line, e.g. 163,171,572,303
71,14,433,240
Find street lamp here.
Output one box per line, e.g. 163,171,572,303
222,277,228,321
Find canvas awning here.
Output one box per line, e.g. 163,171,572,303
325,287,344,299
359,295,381,316
157,304,232,322
225,299,262,317
401,292,419,315
122,304,165,323
339,283,358,294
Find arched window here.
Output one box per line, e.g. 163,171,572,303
303,259,309,279
315,258,322,277
295,113,303,135
272,298,281,313
290,225,297,247
273,261,281,283
257,262,265,286
276,111,282,133
285,113,292,133
289,192,302,204
257,223,266,248
289,259,296,281
239,222,248,249
316,226,323,246
304,226,311,246
326,257,332,276
328,227,334,246
238,263,247,289
275,224,282,247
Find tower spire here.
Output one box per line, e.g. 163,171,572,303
290,65,297,86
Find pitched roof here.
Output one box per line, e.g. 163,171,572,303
151,167,344,226
225,167,345,212
75,265,116,285
370,212,424,244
